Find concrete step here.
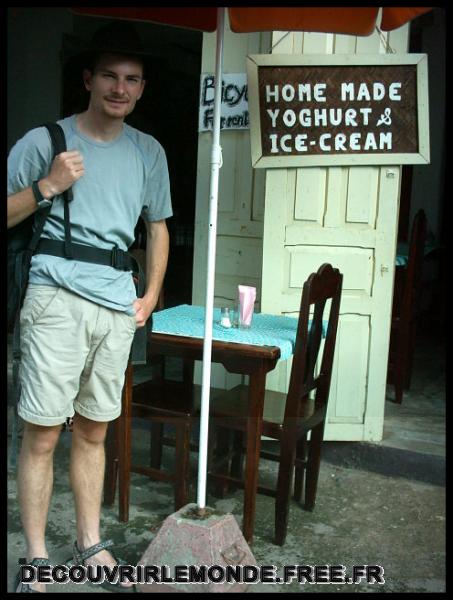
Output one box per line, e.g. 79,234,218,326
321,441,445,487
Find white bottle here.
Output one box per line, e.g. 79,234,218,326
220,307,232,328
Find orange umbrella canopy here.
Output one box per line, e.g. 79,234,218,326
71,7,433,35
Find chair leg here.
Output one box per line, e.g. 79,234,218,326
118,412,130,521
394,382,404,404
211,426,231,499
274,432,297,546
305,423,325,512
174,419,191,510
393,337,407,404
229,431,245,490
404,324,417,389
294,434,307,502
118,363,133,522
103,419,119,506
150,422,164,469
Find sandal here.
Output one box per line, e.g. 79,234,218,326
15,557,51,593
66,539,136,593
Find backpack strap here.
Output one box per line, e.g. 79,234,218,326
26,123,70,255
42,123,74,258
43,122,71,202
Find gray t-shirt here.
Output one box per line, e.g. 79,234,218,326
8,115,172,314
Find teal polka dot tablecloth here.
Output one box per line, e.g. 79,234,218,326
152,304,301,361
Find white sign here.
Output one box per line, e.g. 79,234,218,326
198,73,249,132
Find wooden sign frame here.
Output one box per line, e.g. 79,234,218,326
247,53,429,168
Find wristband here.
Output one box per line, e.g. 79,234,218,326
32,180,53,210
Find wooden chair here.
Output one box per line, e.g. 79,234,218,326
103,284,200,521
104,365,201,522
387,209,427,403
208,263,343,545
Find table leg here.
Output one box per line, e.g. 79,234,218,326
103,419,118,505
242,369,266,544
118,362,133,522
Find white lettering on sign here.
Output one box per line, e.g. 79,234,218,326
282,85,295,101
389,83,402,101
266,109,280,127
263,76,404,155
271,132,393,153
265,83,327,103
270,133,309,153
283,110,297,127
266,107,375,128
340,82,402,101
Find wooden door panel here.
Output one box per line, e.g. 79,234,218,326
295,168,327,223
288,246,374,296
346,168,379,225
326,315,369,425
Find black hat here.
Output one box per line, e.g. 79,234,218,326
62,21,147,71
85,21,146,57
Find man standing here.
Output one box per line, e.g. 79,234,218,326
7,22,172,592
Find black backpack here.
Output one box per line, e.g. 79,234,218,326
7,122,70,332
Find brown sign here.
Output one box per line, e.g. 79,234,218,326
247,55,429,167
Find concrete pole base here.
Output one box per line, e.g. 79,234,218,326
135,503,257,593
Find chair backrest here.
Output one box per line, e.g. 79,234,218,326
285,263,343,424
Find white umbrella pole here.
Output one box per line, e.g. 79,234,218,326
196,6,225,510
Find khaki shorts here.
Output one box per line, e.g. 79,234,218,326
18,285,137,426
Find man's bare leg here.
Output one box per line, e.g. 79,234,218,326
17,422,62,592
70,413,134,588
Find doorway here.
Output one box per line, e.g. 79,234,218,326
384,8,445,450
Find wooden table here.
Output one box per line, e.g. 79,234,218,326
146,332,280,543
108,304,299,540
